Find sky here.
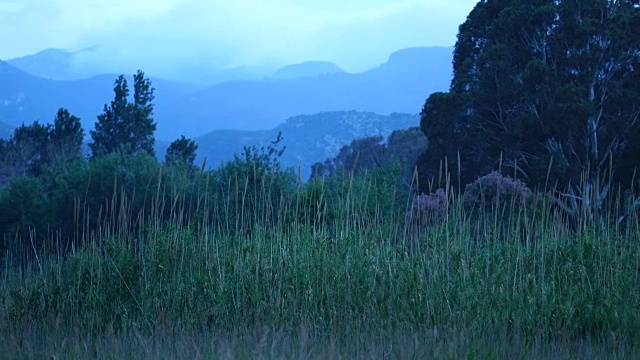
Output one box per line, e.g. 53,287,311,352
0,0,477,76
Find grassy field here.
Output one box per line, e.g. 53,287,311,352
1,167,639,359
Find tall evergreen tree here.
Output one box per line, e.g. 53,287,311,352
50,108,84,161
90,70,157,159
131,70,156,156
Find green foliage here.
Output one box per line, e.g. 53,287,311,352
0,152,163,258
2,175,640,357
310,160,411,231
386,126,428,172
311,126,427,183
0,176,52,261
49,108,84,162
3,3,640,357
5,120,51,177
312,135,386,179
165,135,198,167
90,70,157,158
197,111,420,179
210,132,297,235
417,91,471,188
418,0,640,199
235,131,287,174
82,152,161,228
0,108,83,186
38,157,90,240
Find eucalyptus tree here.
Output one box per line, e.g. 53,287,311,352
418,0,640,213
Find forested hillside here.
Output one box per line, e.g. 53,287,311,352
196,111,419,179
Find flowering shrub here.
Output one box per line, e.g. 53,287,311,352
407,188,448,226
463,171,531,213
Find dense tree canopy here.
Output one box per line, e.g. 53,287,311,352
90,70,157,158
6,120,50,177
50,108,84,162
0,108,83,184
165,135,199,166
311,127,428,181
418,0,640,200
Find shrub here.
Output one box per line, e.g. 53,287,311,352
462,171,531,214
209,132,297,236
407,188,448,227
0,176,53,263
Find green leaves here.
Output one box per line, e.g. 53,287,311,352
418,0,640,195
50,108,84,162
7,120,51,177
0,108,84,184
89,70,157,159
165,135,198,167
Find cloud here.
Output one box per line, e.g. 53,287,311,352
1,0,476,75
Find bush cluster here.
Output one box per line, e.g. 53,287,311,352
462,171,532,213
407,188,448,227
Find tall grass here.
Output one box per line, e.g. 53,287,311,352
1,164,639,359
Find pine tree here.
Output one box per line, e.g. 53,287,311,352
50,108,84,161
90,70,157,159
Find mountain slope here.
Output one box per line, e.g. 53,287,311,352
6,48,86,80
196,110,420,179
273,61,344,79
0,60,201,140
159,46,452,135
6,47,277,85
3,46,452,140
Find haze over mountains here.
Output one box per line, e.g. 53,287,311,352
5,47,277,84
7,48,348,83
1,46,452,143
0,60,201,138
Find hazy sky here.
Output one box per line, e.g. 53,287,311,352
0,0,477,75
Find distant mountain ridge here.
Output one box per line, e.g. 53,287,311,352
196,110,419,179
1,46,453,140
159,46,453,136
273,61,344,79
5,48,277,84
0,60,201,139
6,47,99,81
